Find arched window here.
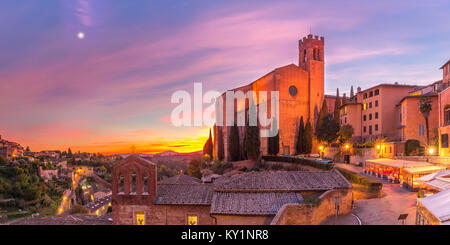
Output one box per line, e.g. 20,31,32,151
119,174,124,194
131,169,137,194
317,49,321,61
143,173,149,194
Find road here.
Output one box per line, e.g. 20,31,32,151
353,183,417,225
333,163,418,225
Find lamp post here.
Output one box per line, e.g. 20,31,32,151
319,146,324,159
427,147,434,162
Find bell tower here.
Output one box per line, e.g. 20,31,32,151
298,34,325,126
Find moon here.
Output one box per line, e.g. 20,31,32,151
77,32,85,39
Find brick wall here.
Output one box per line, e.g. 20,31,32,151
113,204,213,225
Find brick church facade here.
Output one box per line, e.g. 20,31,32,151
214,34,328,160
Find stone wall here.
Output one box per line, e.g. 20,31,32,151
212,215,273,225
113,204,213,225
416,202,441,225
270,188,353,225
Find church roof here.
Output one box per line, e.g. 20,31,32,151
440,59,450,69
158,174,202,185
156,184,214,205
113,155,156,170
210,192,304,216
214,169,352,192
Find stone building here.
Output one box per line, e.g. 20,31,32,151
438,59,450,156
214,34,327,160
111,156,353,225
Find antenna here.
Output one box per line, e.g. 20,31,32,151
309,25,312,35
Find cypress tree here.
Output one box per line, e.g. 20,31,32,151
296,116,305,154
245,120,260,160
316,100,329,130
334,88,341,120
229,124,240,161
217,127,224,160
304,120,313,154
203,129,213,158
342,93,348,105
268,115,280,155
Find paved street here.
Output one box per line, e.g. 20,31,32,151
353,183,417,225
334,163,418,225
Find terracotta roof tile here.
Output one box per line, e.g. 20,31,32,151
10,213,113,225
214,170,352,192
156,184,213,205
158,174,201,184
210,192,303,215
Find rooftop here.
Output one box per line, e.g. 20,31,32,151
214,169,352,192
440,59,450,69
418,189,450,224
10,213,113,225
366,158,434,169
158,174,201,185
210,192,304,216
156,184,214,205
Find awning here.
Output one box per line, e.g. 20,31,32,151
366,158,432,169
418,189,450,224
417,170,450,182
403,165,446,174
424,179,450,191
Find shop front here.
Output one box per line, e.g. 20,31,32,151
364,159,445,191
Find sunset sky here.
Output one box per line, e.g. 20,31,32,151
0,0,449,154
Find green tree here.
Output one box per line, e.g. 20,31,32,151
342,93,348,105
0,156,7,165
334,88,341,120
228,124,240,161
69,204,89,214
316,114,340,143
203,129,213,158
338,124,354,142
187,157,205,179
316,100,329,129
296,116,305,154
419,98,432,145
304,120,313,154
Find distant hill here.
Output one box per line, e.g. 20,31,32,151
112,151,203,171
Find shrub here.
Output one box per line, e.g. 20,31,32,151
336,168,382,192
69,204,89,214
405,139,421,156
262,156,333,170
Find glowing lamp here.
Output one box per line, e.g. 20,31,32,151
319,146,323,150
376,145,381,150
345,144,350,149
428,148,434,154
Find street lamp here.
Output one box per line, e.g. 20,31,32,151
345,144,350,149
319,146,324,159
428,148,434,155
